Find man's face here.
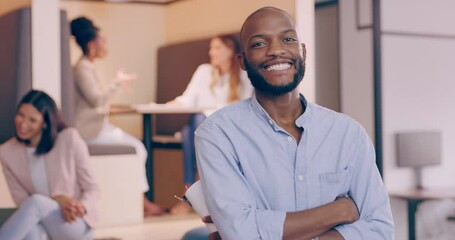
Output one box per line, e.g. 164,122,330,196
239,9,305,95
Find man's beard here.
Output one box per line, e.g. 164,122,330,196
244,56,305,96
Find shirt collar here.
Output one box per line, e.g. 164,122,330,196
250,93,310,130
78,56,95,70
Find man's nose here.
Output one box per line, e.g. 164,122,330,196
266,40,286,57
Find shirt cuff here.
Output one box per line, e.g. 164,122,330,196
256,210,286,239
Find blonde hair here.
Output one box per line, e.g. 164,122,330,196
209,34,242,103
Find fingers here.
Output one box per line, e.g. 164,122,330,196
62,205,84,223
202,215,213,223
336,195,359,223
62,207,77,223
55,196,85,222
75,203,86,217
117,69,137,82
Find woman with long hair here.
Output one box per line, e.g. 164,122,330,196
169,34,253,214
0,90,99,239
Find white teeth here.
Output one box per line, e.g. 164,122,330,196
265,63,291,71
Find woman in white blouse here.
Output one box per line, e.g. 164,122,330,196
169,34,253,214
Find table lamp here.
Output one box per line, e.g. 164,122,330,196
396,131,442,190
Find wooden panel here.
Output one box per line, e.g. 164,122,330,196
153,148,187,209
155,38,210,135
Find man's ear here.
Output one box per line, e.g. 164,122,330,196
237,53,246,70
301,43,306,61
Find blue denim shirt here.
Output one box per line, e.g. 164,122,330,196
195,94,394,240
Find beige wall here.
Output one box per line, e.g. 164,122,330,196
60,1,166,137
339,0,374,138
295,0,315,102
33,0,61,105
381,1,455,239
166,0,295,44
0,0,30,16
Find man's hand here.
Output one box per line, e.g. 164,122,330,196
202,216,222,240
283,194,359,239
335,195,359,224
52,195,86,223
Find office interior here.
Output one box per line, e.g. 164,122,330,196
0,0,454,239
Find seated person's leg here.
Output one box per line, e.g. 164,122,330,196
0,194,90,240
182,125,195,186
0,194,54,239
23,224,48,240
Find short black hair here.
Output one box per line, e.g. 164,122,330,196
70,16,99,55
15,90,67,154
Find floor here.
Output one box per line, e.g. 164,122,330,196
93,214,205,240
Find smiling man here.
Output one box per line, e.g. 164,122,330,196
195,7,394,240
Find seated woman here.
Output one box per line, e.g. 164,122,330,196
0,90,99,240
168,34,253,214
70,16,163,216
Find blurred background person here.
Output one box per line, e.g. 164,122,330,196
168,34,253,215
0,90,99,239
70,16,163,216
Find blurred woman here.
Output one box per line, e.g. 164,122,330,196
169,34,253,214
70,16,163,216
0,90,98,240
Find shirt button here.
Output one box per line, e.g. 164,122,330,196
297,175,304,181
287,136,293,142
268,119,274,125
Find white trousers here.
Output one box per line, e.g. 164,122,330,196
0,194,91,240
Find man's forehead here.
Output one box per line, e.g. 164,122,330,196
240,7,296,41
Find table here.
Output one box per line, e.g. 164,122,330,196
389,188,455,240
109,104,137,115
132,103,210,201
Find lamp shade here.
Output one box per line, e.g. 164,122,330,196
396,131,442,168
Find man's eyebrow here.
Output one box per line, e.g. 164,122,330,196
248,29,297,40
282,29,297,35
249,34,267,41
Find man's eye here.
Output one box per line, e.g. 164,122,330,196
283,37,297,43
250,42,266,48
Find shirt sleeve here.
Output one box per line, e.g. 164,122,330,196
175,64,211,107
334,127,394,239
74,63,120,108
0,159,29,206
195,122,286,240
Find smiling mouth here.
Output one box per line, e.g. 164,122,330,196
264,63,292,71
17,130,29,136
